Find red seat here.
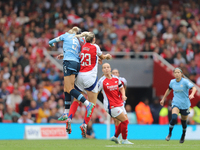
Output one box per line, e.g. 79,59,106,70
3,120,12,123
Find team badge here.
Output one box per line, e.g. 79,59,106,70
180,85,183,87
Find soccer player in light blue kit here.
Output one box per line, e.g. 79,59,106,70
48,27,94,126
160,68,196,143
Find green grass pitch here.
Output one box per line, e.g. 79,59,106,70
0,139,199,150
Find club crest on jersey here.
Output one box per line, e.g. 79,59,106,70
180,84,183,87
115,81,117,83
106,83,109,85
83,47,90,51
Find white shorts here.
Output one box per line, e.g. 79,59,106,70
105,106,127,118
75,73,98,93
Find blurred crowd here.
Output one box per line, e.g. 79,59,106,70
0,0,200,124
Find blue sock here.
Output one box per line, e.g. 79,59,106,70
181,120,187,135
70,89,86,103
65,92,71,110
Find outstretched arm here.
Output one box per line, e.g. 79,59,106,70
49,36,61,47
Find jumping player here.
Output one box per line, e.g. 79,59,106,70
98,63,133,144
160,68,196,143
48,27,94,121
65,32,112,136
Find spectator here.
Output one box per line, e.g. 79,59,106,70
36,101,51,123
0,81,9,103
6,87,22,111
150,97,162,124
173,52,186,66
28,100,39,122
18,111,33,123
19,89,33,115
125,104,137,124
135,98,154,124
48,107,60,123
3,105,20,121
188,60,200,75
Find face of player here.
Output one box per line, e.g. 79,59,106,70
112,69,119,77
102,63,111,76
173,69,182,80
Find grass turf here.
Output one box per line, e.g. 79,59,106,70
0,139,199,150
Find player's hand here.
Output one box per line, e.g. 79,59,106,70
189,94,194,99
160,99,164,106
49,43,55,47
98,58,103,65
122,95,127,101
106,54,112,60
56,54,63,60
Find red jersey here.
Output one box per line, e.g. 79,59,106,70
80,43,102,73
98,75,124,109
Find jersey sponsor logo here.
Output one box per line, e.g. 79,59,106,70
174,90,183,93
82,47,90,51
107,85,118,91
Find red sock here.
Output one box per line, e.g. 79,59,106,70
68,101,79,119
121,120,129,140
114,123,121,138
115,125,118,132
84,105,95,124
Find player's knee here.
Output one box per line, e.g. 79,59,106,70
64,87,71,93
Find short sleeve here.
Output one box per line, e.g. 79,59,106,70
122,78,127,87
186,79,194,89
118,79,123,89
94,44,102,56
169,80,172,90
59,34,65,41
98,79,103,92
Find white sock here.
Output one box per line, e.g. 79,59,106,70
84,100,90,107
64,109,69,114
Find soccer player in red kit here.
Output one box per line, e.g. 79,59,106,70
65,32,112,137
98,63,133,144
111,68,128,141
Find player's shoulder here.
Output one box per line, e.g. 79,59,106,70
91,43,100,48
182,78,189,82
170,79,176,83
98,75,106,83
112,75,119,79
119,77,126,81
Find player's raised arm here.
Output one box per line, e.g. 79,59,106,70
48,36,62,47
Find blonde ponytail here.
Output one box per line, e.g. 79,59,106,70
68,26,81,34
75,32,90,38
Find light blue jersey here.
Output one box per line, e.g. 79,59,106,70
169,78,194,109
49,32,81,62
